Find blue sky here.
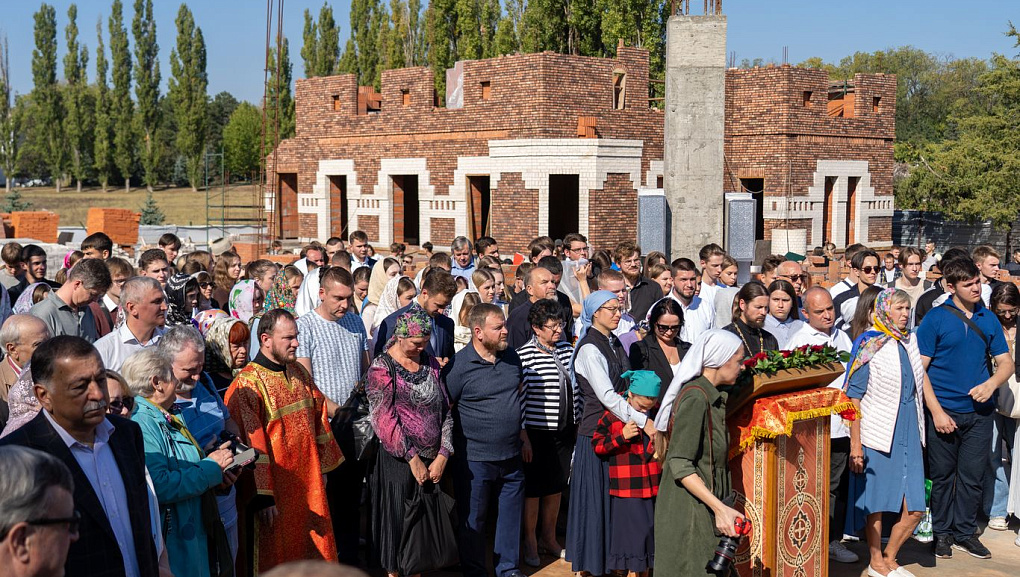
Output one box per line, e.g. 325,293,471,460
1,0,1017,104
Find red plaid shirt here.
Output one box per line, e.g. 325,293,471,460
592,409,662,498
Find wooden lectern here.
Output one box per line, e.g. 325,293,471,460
726,363,855,577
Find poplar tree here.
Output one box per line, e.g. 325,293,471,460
454,0,480,61
479,0,500,58
301,3,341,78
63,4,91,192
109,0,133,192
425,0,456,100
494,0,525,56
265,37,295,153
31,4,66,192
94,18,113,191
133,0,161,191
0,34,18,192
384,0,408,70
343,0,382,87
169,4,208,191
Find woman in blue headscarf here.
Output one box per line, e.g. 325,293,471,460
566,291,655,576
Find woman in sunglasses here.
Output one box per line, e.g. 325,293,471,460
105,370,134,417
629,299,692,407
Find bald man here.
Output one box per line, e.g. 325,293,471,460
786,286,856,564
0,314,52,397
776,260,806,299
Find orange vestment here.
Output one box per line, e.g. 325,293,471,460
226,359,343,575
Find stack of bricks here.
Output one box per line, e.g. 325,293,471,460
231,242,260,264
10,211,59,243
86,208,140,246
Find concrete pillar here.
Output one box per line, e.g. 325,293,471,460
663,15,727,259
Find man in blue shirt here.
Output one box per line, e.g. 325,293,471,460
446,303,527,577
917,258,1014,560
450,236,476,281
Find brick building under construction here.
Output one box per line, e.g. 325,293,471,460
266,46,896,253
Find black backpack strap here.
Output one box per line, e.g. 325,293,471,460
941,304,994,374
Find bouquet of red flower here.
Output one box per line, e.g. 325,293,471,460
741,344,850,376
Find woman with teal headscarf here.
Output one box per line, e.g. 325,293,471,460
566,290,656,575
844,288,927,577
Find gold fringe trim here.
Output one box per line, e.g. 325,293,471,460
731,401,859,457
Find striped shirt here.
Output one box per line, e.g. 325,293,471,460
295,309,368,405
517,339,581,430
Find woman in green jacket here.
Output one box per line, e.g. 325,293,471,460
654,329,747,576
124,348,235,577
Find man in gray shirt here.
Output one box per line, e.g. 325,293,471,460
30,258,110,343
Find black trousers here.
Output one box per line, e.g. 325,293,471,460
830,436,850,540
327,456,368,565
926,408,993,541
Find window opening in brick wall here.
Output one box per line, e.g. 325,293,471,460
822,176,836,244
328,175,349,238
480,81,491,100
656,175,664,188
872,96,881,113
391,175,420,245
401,89,410,106
802,91,812,107
740,177,765,241
278,173,299,240
612,71,626,110
846,176,859,245
467,175,491,239
548,174,580,241
332,94,341,111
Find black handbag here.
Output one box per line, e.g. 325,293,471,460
331,380,377,463
397,482,459,575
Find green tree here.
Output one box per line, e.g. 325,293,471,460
425,0,456,100
2,188,32,212
133,0,161,191
110,0,133,192
343,0,382,87
479,0,500,58
94,18,113,191
301,2,341,77
63,4,91,192
207,91,239,154
899,27,1020,230
454,0,481,61
0,34,19,192
521,0,567,54
265,37,295,151
223,102,262,179
31,3,66,192
494,0,525,56
168,4,208,191
139,191,165,224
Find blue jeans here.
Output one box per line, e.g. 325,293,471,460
454,457,525,577
983,412,1016,519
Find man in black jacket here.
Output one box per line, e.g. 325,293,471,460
0,336,159,577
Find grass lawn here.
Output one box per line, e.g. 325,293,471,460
10,184,263,227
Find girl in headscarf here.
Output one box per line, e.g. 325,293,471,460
844,288,926,577
264,270,298,314
566,290,644,576
653,329,748,577
228,280,263,325
370,276,417,346
194,309,229,339
164,273,199,327
12,282,50,315
361,257,402,334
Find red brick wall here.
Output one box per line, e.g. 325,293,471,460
299,214,317,239
358,215,379,242
589,174,637,250
86,208,140,246
491,173,538,251
430,218,456,244
11,212,59,243
868,216,893,243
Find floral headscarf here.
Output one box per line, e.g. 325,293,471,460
228,280,260,325
373,275,411,334
13,282,45,315
194,309,229,336
264,272,296,314
165,273,198,327
0,367,39,438
845,288,909,383
384,305,433,350
205,316,245,377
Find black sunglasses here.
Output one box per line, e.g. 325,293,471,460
109,397,135,413
858,266,880,274
199,282,216,289
655,323,681,332
27,510,81,535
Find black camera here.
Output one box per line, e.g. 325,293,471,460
219,430,259,473
706,517,751,575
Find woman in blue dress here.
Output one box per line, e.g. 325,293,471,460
845,288,928,577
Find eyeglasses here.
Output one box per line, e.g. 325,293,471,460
858,266,880,274
599,305,622,314
621,258,641,266
109,397,135,413
655,323,681,333
541,322,566,332
27,510,81,535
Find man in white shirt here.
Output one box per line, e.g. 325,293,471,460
829,243,866,299
668,258,714,343
698,243,727,307
348,230,376,271
94,277,167,372
785,287,857,564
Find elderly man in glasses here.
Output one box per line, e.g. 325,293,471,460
832,249,882,332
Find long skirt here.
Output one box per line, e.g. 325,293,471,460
608,496,655,572
368,449,436,573
523,426,576,498
565,435,611,575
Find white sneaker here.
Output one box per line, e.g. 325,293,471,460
829,540,859,563
893,567,917,577
1015,533,1020,547
988,516,1009,531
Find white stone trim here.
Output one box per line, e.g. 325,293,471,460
762,160,892,246
374,158,436,245
646,160,664,188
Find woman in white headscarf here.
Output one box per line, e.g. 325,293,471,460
653,329,748,576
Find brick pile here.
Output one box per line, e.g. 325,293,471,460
11,211,59,243
86,208,141,246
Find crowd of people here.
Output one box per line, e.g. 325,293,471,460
0,228,1017,577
